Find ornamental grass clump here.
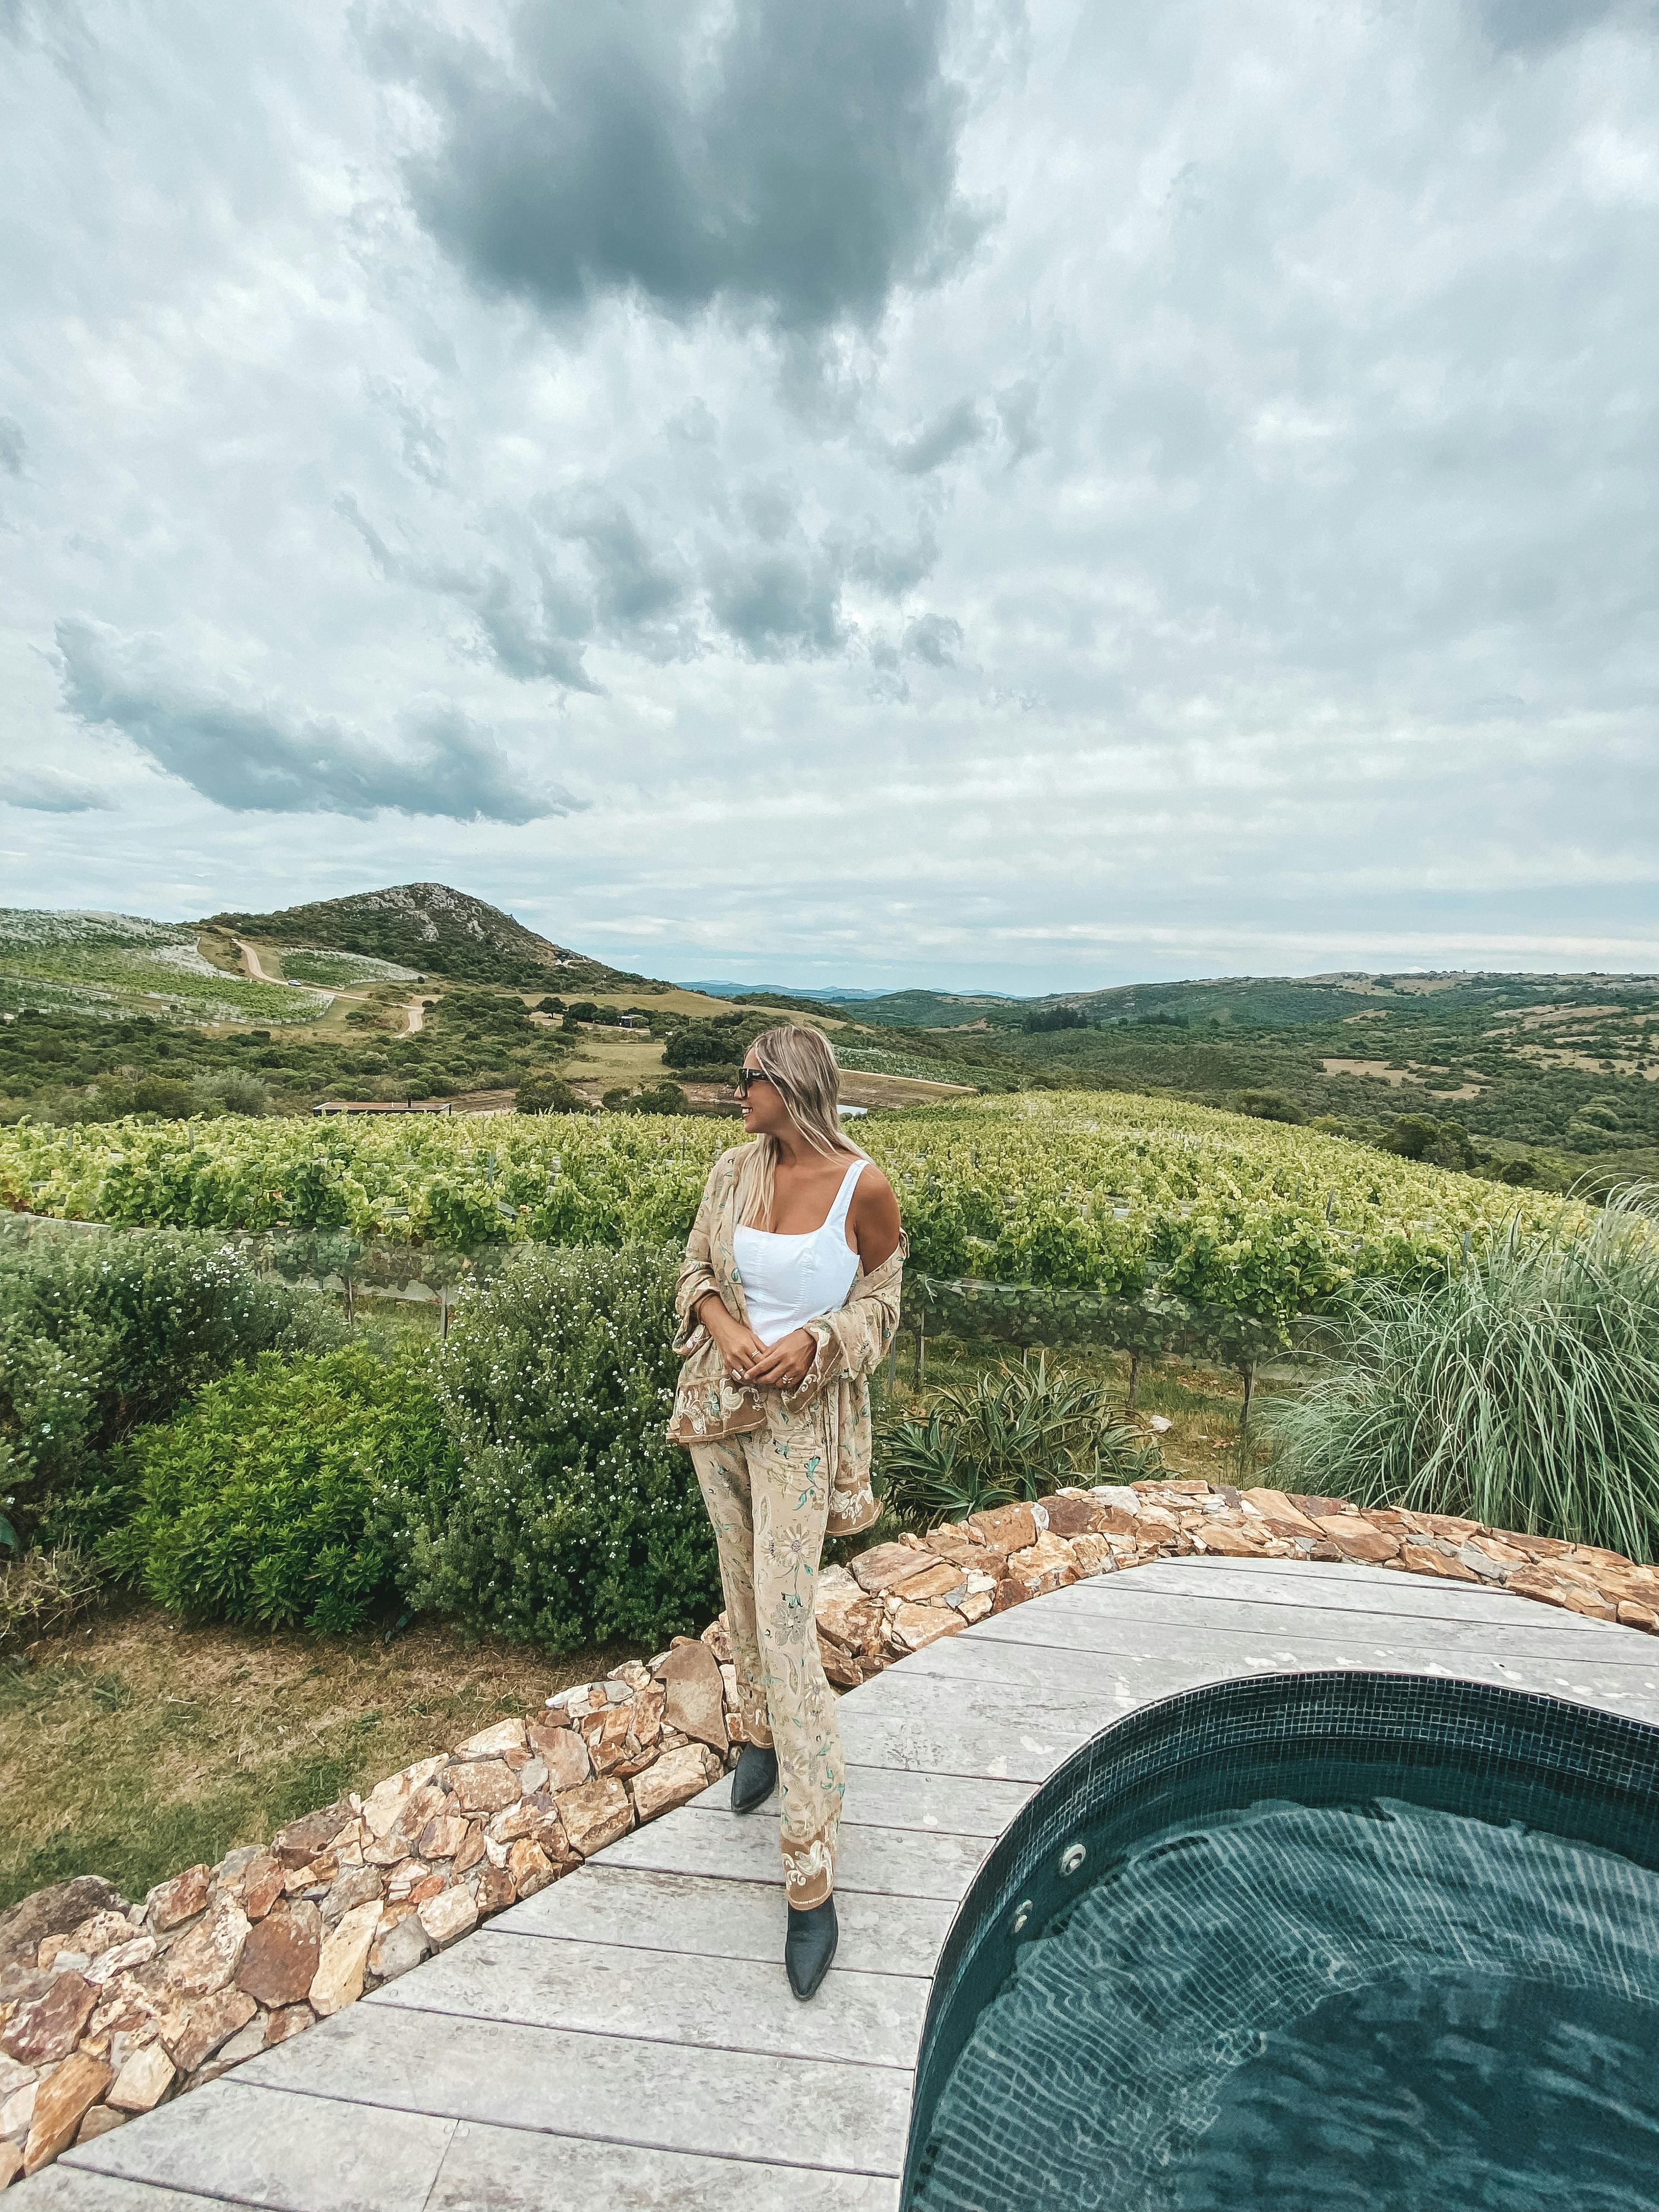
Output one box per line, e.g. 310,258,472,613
1266,1186,1659,1561
878,1357,1160,1531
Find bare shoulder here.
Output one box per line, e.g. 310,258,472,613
850,1158,897,1210
849,1159,902,1265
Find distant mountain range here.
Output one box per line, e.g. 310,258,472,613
678,980,1005,1003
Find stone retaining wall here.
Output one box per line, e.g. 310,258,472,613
3,1478,1655,2186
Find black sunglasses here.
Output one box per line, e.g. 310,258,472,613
735,1066,772,1097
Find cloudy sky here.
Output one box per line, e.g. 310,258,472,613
2,0,1655,991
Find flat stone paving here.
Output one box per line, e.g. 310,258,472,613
24,1559,1659,2211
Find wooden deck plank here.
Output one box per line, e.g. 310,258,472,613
426,2117,902,2212
679,1761,1038,1838
51,2079,454,2211
599,1803,996,1900
366,1926,930,2068
232,2004,913,2177
498,1864,956,1978
1069,1559,1643,1630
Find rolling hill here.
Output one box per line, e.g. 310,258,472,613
208,884,643,991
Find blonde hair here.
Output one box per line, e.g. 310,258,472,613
731,1024,865,1231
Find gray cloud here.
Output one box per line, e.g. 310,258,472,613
1475,0,1656,53
341,470,939,678
0,417,22,475
364,376,448,487
391,0,981,334
904,611,964,665
337,492,599,690
994,379,1041,462
890,396,986,474
705,545,846,659
54,617,565,823
0,766,108,812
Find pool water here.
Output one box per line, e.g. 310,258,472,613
912,1797,1659,2210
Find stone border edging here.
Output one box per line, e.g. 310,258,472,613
2,1479,1655,2186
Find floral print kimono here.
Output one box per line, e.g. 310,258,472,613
669,1143,904,1905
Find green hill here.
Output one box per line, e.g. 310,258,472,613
207,883,640,991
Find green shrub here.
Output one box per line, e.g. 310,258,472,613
515,1071,586,1115
380,1244,720,1652
0,1228,345,1543
662,1022,734,1071
190,1071,270,1117
602,1082,688,1116
103,1346,445,1632
1235,1090,1305,1125
1265,1187,1659,1561
131,1075,196,1119
1376,1114,1476,1171
877,1358,1160,1530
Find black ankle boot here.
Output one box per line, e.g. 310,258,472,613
730,1743,778,1814
786,1896,838,2001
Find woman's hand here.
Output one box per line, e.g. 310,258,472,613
697,1294,768,1385
739,1327,819,1393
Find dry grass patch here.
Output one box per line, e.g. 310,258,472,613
0,1604,642,1912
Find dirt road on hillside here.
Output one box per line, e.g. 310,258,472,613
233,936,276,982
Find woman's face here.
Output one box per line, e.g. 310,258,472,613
739,1054,790,1137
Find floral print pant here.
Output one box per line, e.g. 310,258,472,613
690,1397,844,1908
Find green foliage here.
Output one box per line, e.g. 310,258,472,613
131,1075,196,1118
2,1092,1576,1325
1235,1090,1306,1125
0,1227,345,1541
602,1082,689,1115
661,1009,775,1074
834,1047,988,1089
661,1020,737,1071
191,1071,270,1117
1378,1114,1477,1171
103,1346,443,1632
877,1357,1160,1529
380,1245,720,1652
0,916,328,1025
1265,1187,1659,1561
278,947,419,986
515,1071,586,1115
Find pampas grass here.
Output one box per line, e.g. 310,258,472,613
1266,1186,1659,1561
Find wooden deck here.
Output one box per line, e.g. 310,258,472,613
25,1558,1659,2210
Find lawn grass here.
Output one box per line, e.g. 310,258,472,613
0,1604,644,1912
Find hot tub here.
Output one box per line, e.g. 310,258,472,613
902,1672,1659,2211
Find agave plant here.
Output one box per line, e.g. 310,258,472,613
1265,1184,1659,1561
877,1356,1160,1531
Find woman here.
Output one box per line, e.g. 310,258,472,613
668,1024,904,2000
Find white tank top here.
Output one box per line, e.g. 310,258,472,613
733,1159,866,1347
